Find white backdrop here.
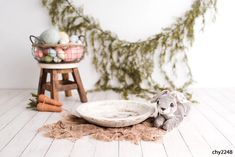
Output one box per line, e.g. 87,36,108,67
0,0,234,89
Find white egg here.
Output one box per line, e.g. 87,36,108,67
56,48,65,60
53,56,62,63
59,32,70,44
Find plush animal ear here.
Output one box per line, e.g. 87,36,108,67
150,95,159,103
170,92,177,98
161,90,169,95
151,90,169,103
170,91,189,104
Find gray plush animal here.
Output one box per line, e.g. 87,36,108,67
151,90,191,131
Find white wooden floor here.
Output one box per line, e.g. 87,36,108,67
0,89,234,157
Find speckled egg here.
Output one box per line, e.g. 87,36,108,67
59,32,70,44
39,28,60,44
48,48,57,57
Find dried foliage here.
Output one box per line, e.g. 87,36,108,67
26,93,38,110
41,0,217,99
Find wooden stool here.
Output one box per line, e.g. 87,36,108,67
37,67,87,102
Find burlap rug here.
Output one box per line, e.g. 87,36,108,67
38,114,166,144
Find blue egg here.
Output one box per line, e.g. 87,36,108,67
48,48,57,57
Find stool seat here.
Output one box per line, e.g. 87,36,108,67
38,63,79,69
37,66,87,102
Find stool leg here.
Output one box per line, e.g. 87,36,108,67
62,73,72,97
38,69,47,95
72,68,87,102
51,70,59,101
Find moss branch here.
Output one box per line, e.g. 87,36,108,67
41,0,217,100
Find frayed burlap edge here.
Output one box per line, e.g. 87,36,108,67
38,114,166,144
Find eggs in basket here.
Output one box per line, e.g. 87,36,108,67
30,28,85,63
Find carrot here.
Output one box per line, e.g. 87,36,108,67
38,94,63,107
37,103,62,112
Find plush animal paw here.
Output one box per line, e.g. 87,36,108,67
162,119,175,131
154,116,165,128
162,123,172,131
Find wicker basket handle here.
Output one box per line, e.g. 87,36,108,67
29,35,45,44
78,35,85,43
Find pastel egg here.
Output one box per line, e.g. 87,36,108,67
69,35,79,43
55,47,63,53
43,49,49,55
48,48,57,57
43,56,53,63
56,48,65,60
38,51,43,58
39,28,60,44
53,56,62,63
59,32,70,44
34,49,43,58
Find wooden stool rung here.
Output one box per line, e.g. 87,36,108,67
42,80,77,91
57,83,78,91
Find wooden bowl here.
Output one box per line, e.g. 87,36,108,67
76,100,155,127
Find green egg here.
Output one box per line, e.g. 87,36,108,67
44,56,53,63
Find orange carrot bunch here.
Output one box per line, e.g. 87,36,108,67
37,94,62,112
27,93,63,112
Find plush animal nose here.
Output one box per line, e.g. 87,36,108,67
161,107,166,111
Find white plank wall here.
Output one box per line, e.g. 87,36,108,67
0,89,234,157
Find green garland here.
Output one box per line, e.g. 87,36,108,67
41,0,217,99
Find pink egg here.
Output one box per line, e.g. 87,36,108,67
55,47,63,52
38,51,43,58
35,49,43,58
43,49,49,55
